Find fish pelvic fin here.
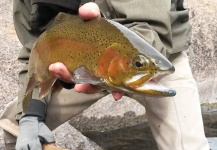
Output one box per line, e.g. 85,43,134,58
25,74,39,97
39,76,57,98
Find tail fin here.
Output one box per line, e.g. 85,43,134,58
22,90,33,112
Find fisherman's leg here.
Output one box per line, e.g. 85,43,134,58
0,97,18,150
0,90,107,149
137,51,209,150
45,89,107,130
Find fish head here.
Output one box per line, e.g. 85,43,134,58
98,43,176,97
102,19,176,97
100,48,175,97
122,52,176,97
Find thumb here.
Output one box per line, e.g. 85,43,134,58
79,2,100,20
38,122,55,144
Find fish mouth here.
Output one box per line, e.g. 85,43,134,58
134,78,176,97
125,73,176,97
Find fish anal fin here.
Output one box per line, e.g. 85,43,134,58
52,81,63,93
39,76,57,98
73,66,104,85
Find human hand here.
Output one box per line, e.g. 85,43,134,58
48,2,123,100
16,116,55,150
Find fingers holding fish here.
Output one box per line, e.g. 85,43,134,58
74,84,123,100
112,91,124,101
48,63,104,95
49,62,124,99
78,2,100,20
49,62,73,83
74,84,102,94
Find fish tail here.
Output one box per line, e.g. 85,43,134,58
22,90,33,112
22,74,39,112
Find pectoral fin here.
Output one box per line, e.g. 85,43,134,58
72,66,104,85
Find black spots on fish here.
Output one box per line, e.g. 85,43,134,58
113,35,120,40
92,54,97,60
70,55,74,60
131,50,135,55
60,26,70,36
150,68,155,73
83,54,87,59
67,56,74,65
67,59,72,64
93,63,97,69
148,65,159,75
94,51,100,57
126,60,130,65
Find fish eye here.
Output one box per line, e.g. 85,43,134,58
135,61,143,68
132,54,150,70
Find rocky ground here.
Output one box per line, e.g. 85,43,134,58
0,1,22,148
0,1,101,149
0,0,216,149
185,0,217,104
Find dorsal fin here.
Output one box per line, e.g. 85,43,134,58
52,13,80,26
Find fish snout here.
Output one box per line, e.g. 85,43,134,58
167,65,175,74
154,59,175,75
161,65,175,74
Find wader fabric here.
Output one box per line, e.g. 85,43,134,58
0,0,209,149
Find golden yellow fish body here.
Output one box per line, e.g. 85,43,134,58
25,13,176,106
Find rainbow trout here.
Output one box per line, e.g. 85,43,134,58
24,13,176,107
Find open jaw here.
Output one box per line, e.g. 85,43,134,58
125,74,176,97
134,79,176,97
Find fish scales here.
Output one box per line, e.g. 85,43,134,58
23,13,176,110
34,15,137,75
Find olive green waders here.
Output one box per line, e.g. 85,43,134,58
0,0,209,149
